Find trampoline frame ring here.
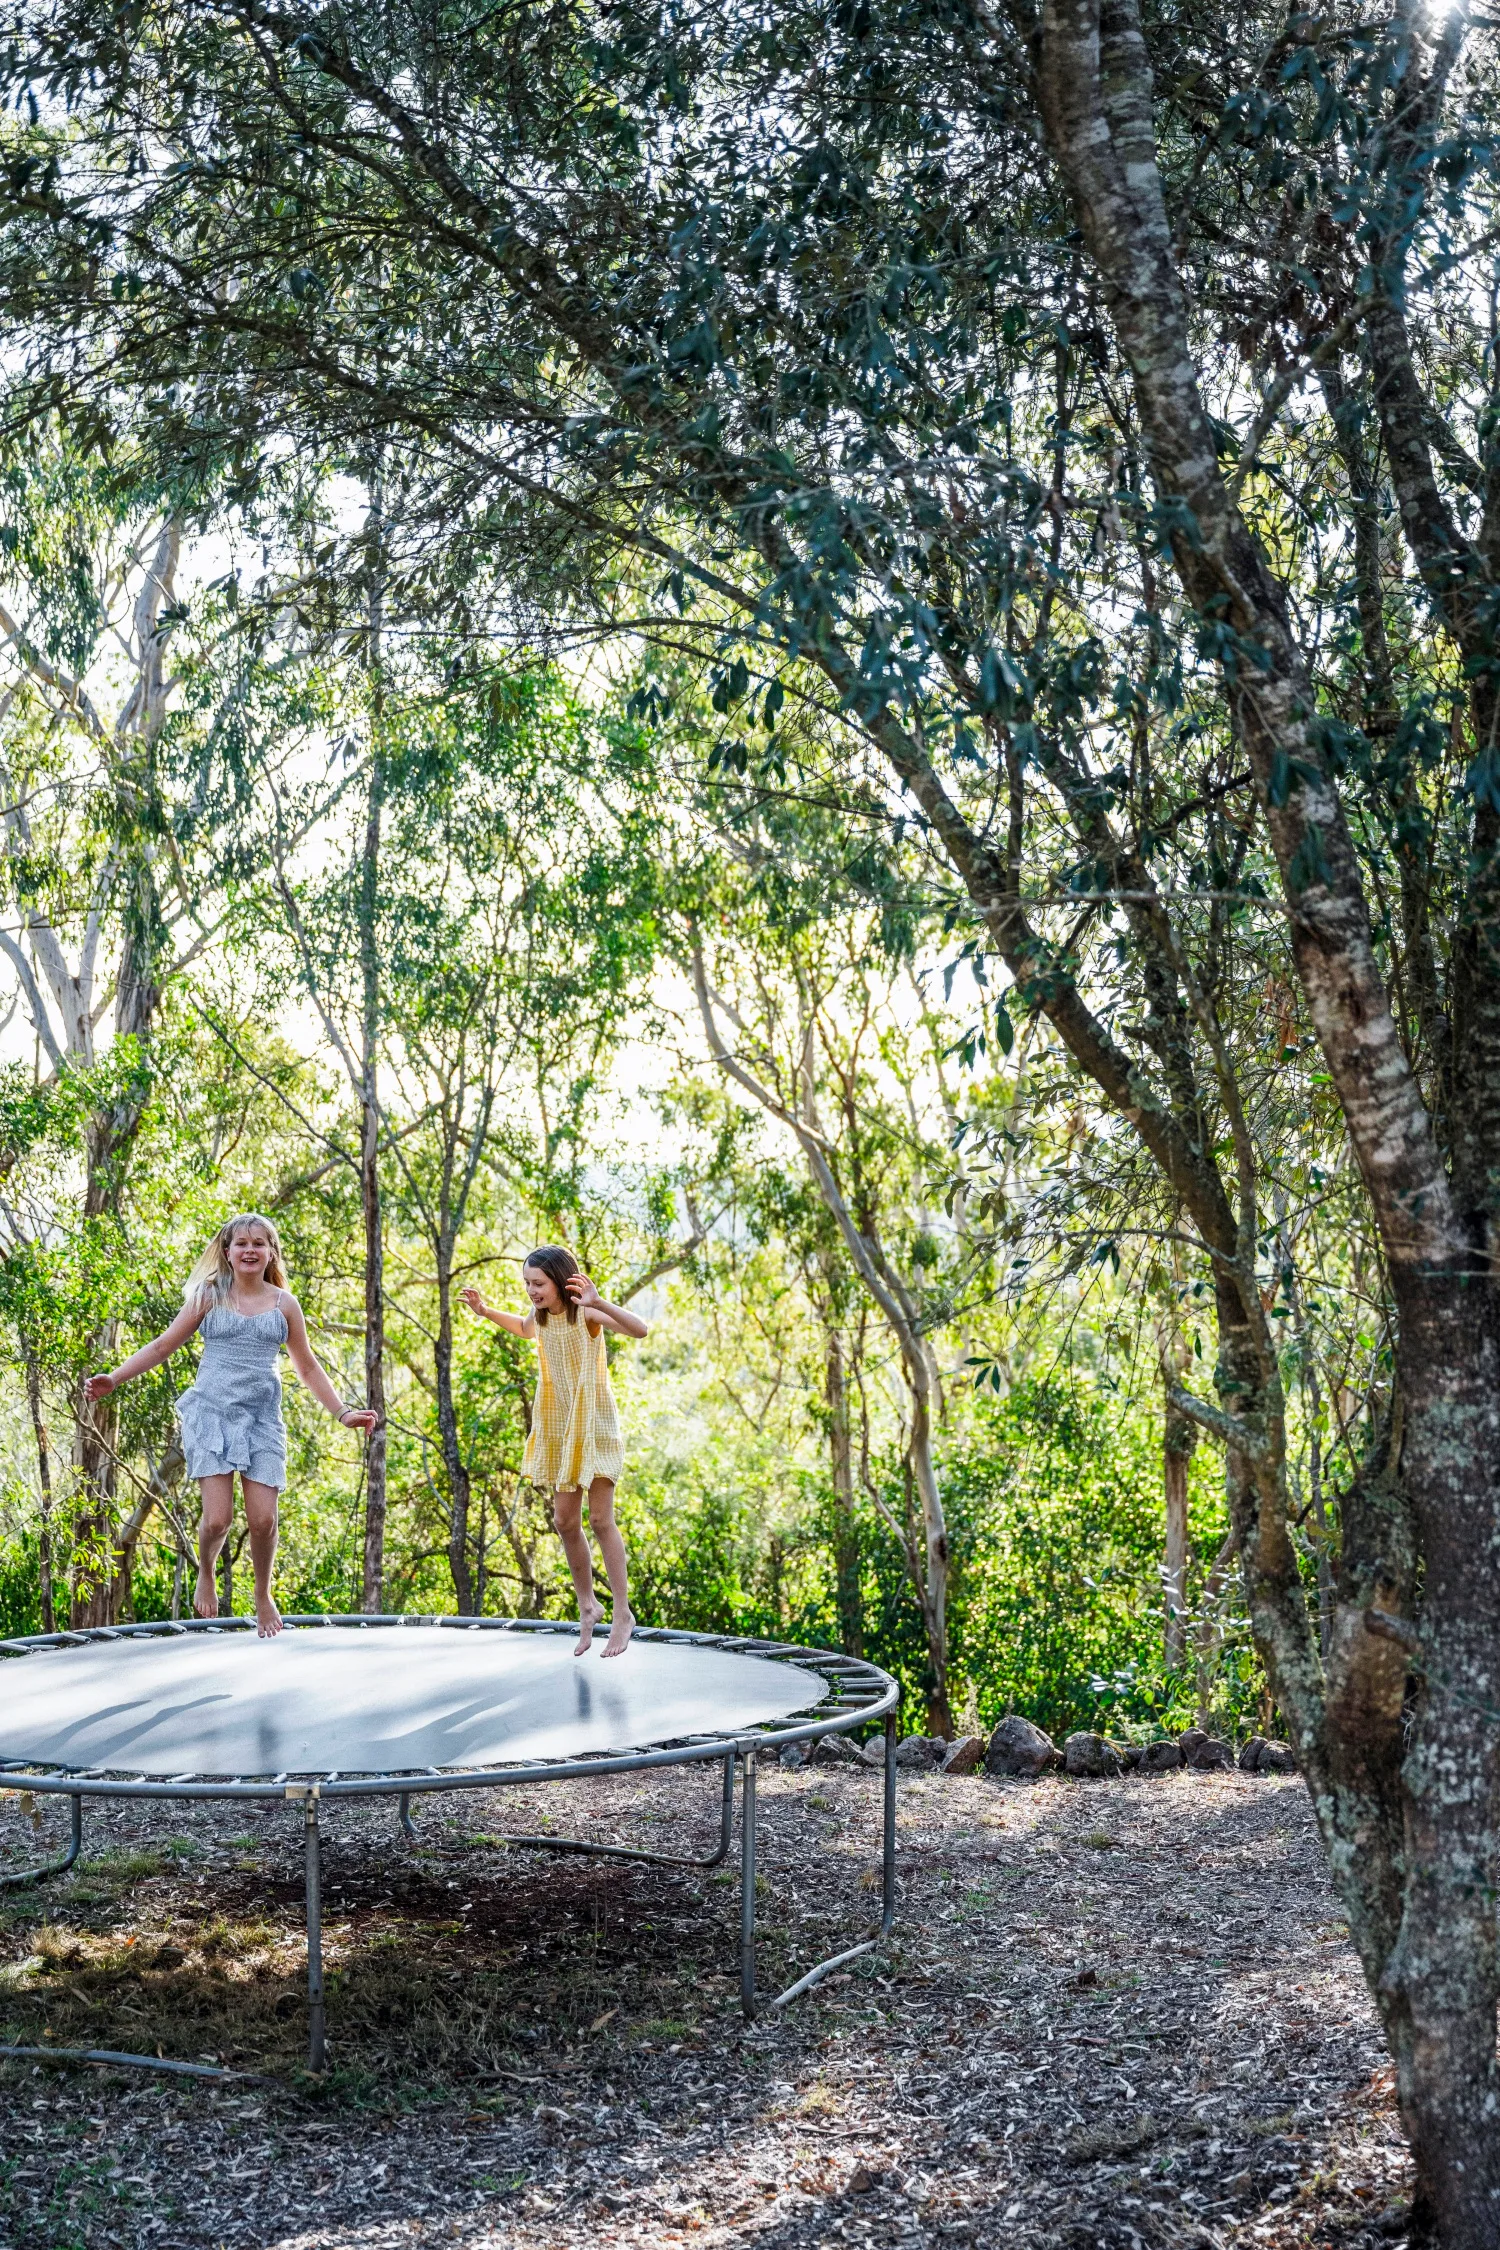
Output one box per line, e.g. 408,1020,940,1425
0,1615,900,2074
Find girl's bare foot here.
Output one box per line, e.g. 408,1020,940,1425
193,1567,219,1620
575,1602,604,1655
602,1609,634,1659
255,1595,283,1639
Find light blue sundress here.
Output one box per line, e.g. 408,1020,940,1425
176,1299,289,1490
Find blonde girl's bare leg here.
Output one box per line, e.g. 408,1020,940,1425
243,1477,282,1638
553,1485,603,1653
195,1475,234,1618
587,1478,634,1658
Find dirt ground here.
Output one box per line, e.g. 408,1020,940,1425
0,1760,1412,2249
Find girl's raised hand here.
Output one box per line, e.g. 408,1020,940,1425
83,1372,116,1404
338,1407,381,1433
565,1272,603,1312
459,1286,488,1316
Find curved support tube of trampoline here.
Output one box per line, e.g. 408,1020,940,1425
0,1791,82,1890
740,1708,899,2019
769,1707,898,2008
397,1752,739,1872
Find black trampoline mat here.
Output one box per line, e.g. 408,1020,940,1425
0,1627,827,1778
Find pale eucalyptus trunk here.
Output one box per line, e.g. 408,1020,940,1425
824,1323,864,1659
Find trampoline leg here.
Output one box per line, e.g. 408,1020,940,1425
398,1791,417,1844
881,1705,897,1927
0,1792,82,1890
740,1748,758,2021
304,1793,326,2073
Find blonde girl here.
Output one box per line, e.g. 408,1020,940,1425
84,1214,378,1638
461,1246,647,1656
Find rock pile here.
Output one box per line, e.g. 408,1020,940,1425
807,1719,1299,1777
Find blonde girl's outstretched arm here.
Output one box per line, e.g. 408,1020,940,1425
84,1303,208,1401
459,1285,536,1339
280,1294,380,1430
566,1272,649,1339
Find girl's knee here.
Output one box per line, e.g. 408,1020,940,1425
585,1479,618,1527
552,1487,583,1534
241,1478,280,1534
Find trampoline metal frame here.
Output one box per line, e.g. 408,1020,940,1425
0,1615,900,2073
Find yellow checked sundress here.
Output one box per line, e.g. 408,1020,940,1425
522,1312,624,1492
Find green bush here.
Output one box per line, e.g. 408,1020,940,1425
940,1378,1246,1740
0,1534,44,1636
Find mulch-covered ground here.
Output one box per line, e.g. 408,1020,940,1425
0,1761,1412,2249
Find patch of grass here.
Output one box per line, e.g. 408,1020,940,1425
1081,1831,1122,1851
796,2080,841,2116
33,1923,86,1967
79,1847,172,1879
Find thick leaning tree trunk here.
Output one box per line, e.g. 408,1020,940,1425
1026,2,1500,2237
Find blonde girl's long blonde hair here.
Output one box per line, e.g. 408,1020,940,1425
184,1213,290,1310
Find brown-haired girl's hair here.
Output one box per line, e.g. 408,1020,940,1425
524,1244,580,1325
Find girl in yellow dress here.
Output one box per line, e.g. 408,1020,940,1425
461,1246,648,1656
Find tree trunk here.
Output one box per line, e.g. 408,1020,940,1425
1156,1259,1196,1673
824,1324,864,1658
1163,1396,1193,1675
359,1000,389,1610
23,1345,55,1633
1021,8,1500,2233
69,521,178,1627
358,526,389,1611
108,1437,186,1623
434,1240,475,1614
1375,1300,1500,2246
907,1382,952,1736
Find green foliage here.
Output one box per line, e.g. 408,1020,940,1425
0,1526,44,1636
941,1383,1241,1741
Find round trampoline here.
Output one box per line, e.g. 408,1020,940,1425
0,1616,899,2071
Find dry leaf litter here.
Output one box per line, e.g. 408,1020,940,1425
0,1762,1411,2248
